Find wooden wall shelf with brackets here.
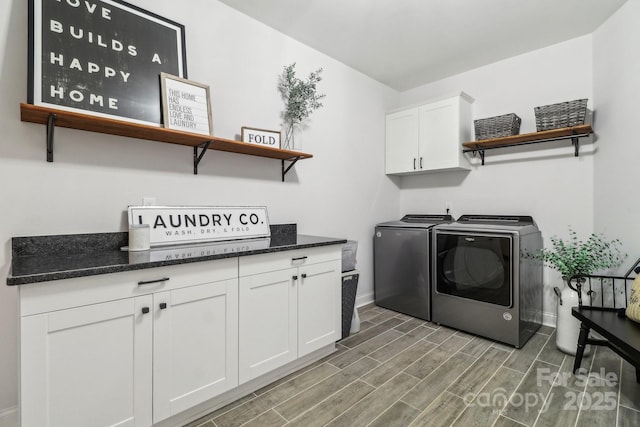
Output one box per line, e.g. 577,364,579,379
462,124,593,165
20,103,312,180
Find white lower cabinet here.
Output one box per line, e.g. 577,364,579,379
297,260,342,357
19,259,238,427
21,296,154,427
153,280,238,422
19,246,342,426
238,268,298,383
238,247,341,384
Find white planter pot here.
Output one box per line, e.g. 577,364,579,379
555,280,591,356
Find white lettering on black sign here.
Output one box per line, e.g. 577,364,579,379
33,0,186,125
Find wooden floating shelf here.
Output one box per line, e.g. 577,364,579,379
462,124,592,150
462,124,593,165
20,103,312,178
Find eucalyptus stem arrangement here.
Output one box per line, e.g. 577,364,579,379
278,63,325,150
529,227,625,281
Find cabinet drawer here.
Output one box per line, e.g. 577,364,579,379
20,257,238,316
239,245,342,277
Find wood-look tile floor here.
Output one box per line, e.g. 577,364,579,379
185,305,640,427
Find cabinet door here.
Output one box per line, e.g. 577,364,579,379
153,279,239,422
385,107,419,174
20,296,153,427
418,99,459,170
238,268,297,384
418,96,471,171
298,260,342,357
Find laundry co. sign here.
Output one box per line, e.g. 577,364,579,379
128,206,271,246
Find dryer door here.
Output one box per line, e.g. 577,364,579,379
435,231,513,307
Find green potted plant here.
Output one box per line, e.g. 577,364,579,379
533,227,625,286
528,227,625,354
278,63,325,150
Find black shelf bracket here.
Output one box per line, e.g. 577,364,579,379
466,149,486,165
282,157,302,182
46,113,56,162
193,141,212,175
463,131,590,165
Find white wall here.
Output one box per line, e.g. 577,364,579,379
392,36,596,324
0,0,399,413
593,0,640,261
1,0,635,418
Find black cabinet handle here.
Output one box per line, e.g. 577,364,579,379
141,307,150,314
292,256,308,262
159,302,167,310
138,277,170,286
420,157,423,169
414,158,417,170
301,273,307,279
292,275,298,280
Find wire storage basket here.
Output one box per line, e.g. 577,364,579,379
534,99,588,131
474,113,521,140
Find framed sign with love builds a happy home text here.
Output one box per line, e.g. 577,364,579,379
28,0,188,126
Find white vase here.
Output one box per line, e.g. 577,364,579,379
555,278,591,356
350,306,360,333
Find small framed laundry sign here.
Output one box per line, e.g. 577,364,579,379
160,73,213,135
128,206,271,247
241,127,281,148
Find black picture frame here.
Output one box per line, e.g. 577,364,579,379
28,0,188,126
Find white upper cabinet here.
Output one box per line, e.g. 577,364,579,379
385,92,473,174
385,107,420,174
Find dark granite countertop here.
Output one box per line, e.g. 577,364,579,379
8,224,346,286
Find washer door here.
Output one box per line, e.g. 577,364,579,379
435,232,512,307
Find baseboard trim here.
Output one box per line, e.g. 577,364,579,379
355,292,373,308
0,406,18,427
542,311,556,328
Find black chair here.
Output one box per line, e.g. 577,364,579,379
572,259,640,383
